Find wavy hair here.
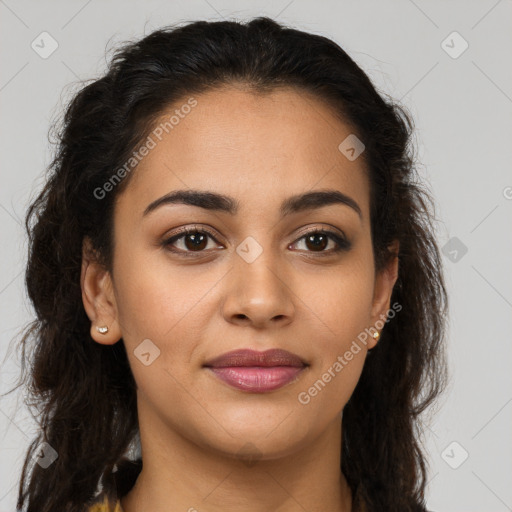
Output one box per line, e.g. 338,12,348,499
7,16,448,512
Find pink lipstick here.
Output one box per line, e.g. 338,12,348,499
203,348,307,393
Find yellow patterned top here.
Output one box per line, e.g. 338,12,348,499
88,495,123,512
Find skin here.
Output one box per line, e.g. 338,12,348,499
81,85,398,512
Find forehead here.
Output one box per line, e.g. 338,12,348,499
116,85,370,221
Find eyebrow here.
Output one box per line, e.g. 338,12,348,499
143,188,362,220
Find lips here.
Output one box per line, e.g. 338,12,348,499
203,349,308,393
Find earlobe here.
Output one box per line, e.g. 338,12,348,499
368,241,400,349
80,237,122,345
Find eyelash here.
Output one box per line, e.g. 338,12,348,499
161,226,351,257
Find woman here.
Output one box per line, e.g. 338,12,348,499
13,16,447,512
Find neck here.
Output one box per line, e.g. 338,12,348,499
120,405,352,512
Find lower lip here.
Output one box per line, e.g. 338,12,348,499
206,366,306,392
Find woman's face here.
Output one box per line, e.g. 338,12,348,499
83,85,398,460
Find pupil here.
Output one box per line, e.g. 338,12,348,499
307,234,327,251
186,233,207,251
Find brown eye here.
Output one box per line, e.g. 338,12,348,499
304,233,329,251
290,229,351,254
180,232,208,251
163,228,221,255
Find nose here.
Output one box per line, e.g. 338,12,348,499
221,250,295,329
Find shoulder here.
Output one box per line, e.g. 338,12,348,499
87,495,123,512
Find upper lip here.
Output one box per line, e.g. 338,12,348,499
203,349,307,368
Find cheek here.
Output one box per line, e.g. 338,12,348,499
112,248,222,378
291,253,375,406
296,255,376,349
294,281,374,417
113,243,207,337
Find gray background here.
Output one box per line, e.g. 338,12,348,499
1,1,511,511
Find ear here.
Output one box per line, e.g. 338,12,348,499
81,237,122,345
368,240,399,350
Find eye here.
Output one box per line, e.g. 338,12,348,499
162,226,222,255
289,229,351,254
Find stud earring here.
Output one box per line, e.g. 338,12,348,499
96,325,109,335
367,330,380,354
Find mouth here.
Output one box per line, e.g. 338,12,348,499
203,348,308,393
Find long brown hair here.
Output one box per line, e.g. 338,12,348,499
8,16,448,512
